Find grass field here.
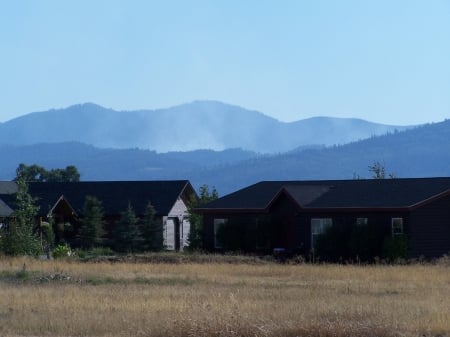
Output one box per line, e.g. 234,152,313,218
0,255,449,337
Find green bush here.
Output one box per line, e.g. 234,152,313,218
382,235,408,262
52,244,74,259
89,246,114,257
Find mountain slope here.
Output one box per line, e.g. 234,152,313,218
0,120,448,195
0,101,412,153
0,142,257,182
192,120,450,193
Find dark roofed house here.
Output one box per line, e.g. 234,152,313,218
0,182,18,219
197,178,450,259
0,180,196,251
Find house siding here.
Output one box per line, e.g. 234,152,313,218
164,197,190,251
268,193,300,251
410,195,450,258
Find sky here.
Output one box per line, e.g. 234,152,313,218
1,0,449,125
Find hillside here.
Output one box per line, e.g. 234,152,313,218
0,120,448,195
0,142,257,183
0,101,411,153
192,120,450,193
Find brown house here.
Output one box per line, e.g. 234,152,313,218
197,178,450,259
0,180,196,251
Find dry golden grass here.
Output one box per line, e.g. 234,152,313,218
0,256,449,337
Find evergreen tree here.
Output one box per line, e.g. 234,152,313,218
0,179,41,256
77,196,105,249
114,203,141,252
187,185,218,250
140,202,164,251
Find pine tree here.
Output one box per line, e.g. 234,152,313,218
77,196,105,249
187,185,218,250
114,203,141,253
140,202,164,251
0,179,41,256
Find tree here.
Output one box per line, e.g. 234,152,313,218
40,218,55,257
0,179,41,256
77,196,105,249
187,185,218,250
15,163,80,182
140,202,164,251
114,203,141,253
15,163,46,182
368,161,396,179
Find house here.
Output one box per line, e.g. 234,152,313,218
197,178,450,259
0,180,197,251
0,182,17,218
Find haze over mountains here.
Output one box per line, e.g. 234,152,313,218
0,101,412,153
1,101,449,194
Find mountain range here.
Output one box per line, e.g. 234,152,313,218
1,101,448,195
0,101,412,153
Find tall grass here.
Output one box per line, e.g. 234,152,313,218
0,256,449,336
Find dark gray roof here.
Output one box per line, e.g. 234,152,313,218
26,180,195,216
199,178,450,211
0,198,14,217
0,181,18,194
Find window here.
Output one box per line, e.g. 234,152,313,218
311,218,332,249
214,218,228,248
356,217,368,226
391,218,403,236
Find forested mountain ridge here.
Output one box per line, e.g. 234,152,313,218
191,120,450,193
0,101,412,153
0,119,448,194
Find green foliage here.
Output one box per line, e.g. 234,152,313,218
15,163,80,182
16,263,31,281
216,220,247,251
140,202,164,252
368,161,396,179
215,216,273,253
77,196,105,249
114,203,141,253
315,221,389,262
52,244,74,259
382,235,408,262
89,246,114,257
348,223,371,260
0,179,41,256
315,224,352,261
187,184,218,250
40,219,55,254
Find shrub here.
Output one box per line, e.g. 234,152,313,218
52,244,74,259
382,235,408,262
89,246,114,257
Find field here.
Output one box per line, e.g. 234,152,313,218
0,255,449,337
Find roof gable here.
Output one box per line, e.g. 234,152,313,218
28,180,194,216
0,198,14,217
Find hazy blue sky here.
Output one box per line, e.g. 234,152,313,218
1,0,449,125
